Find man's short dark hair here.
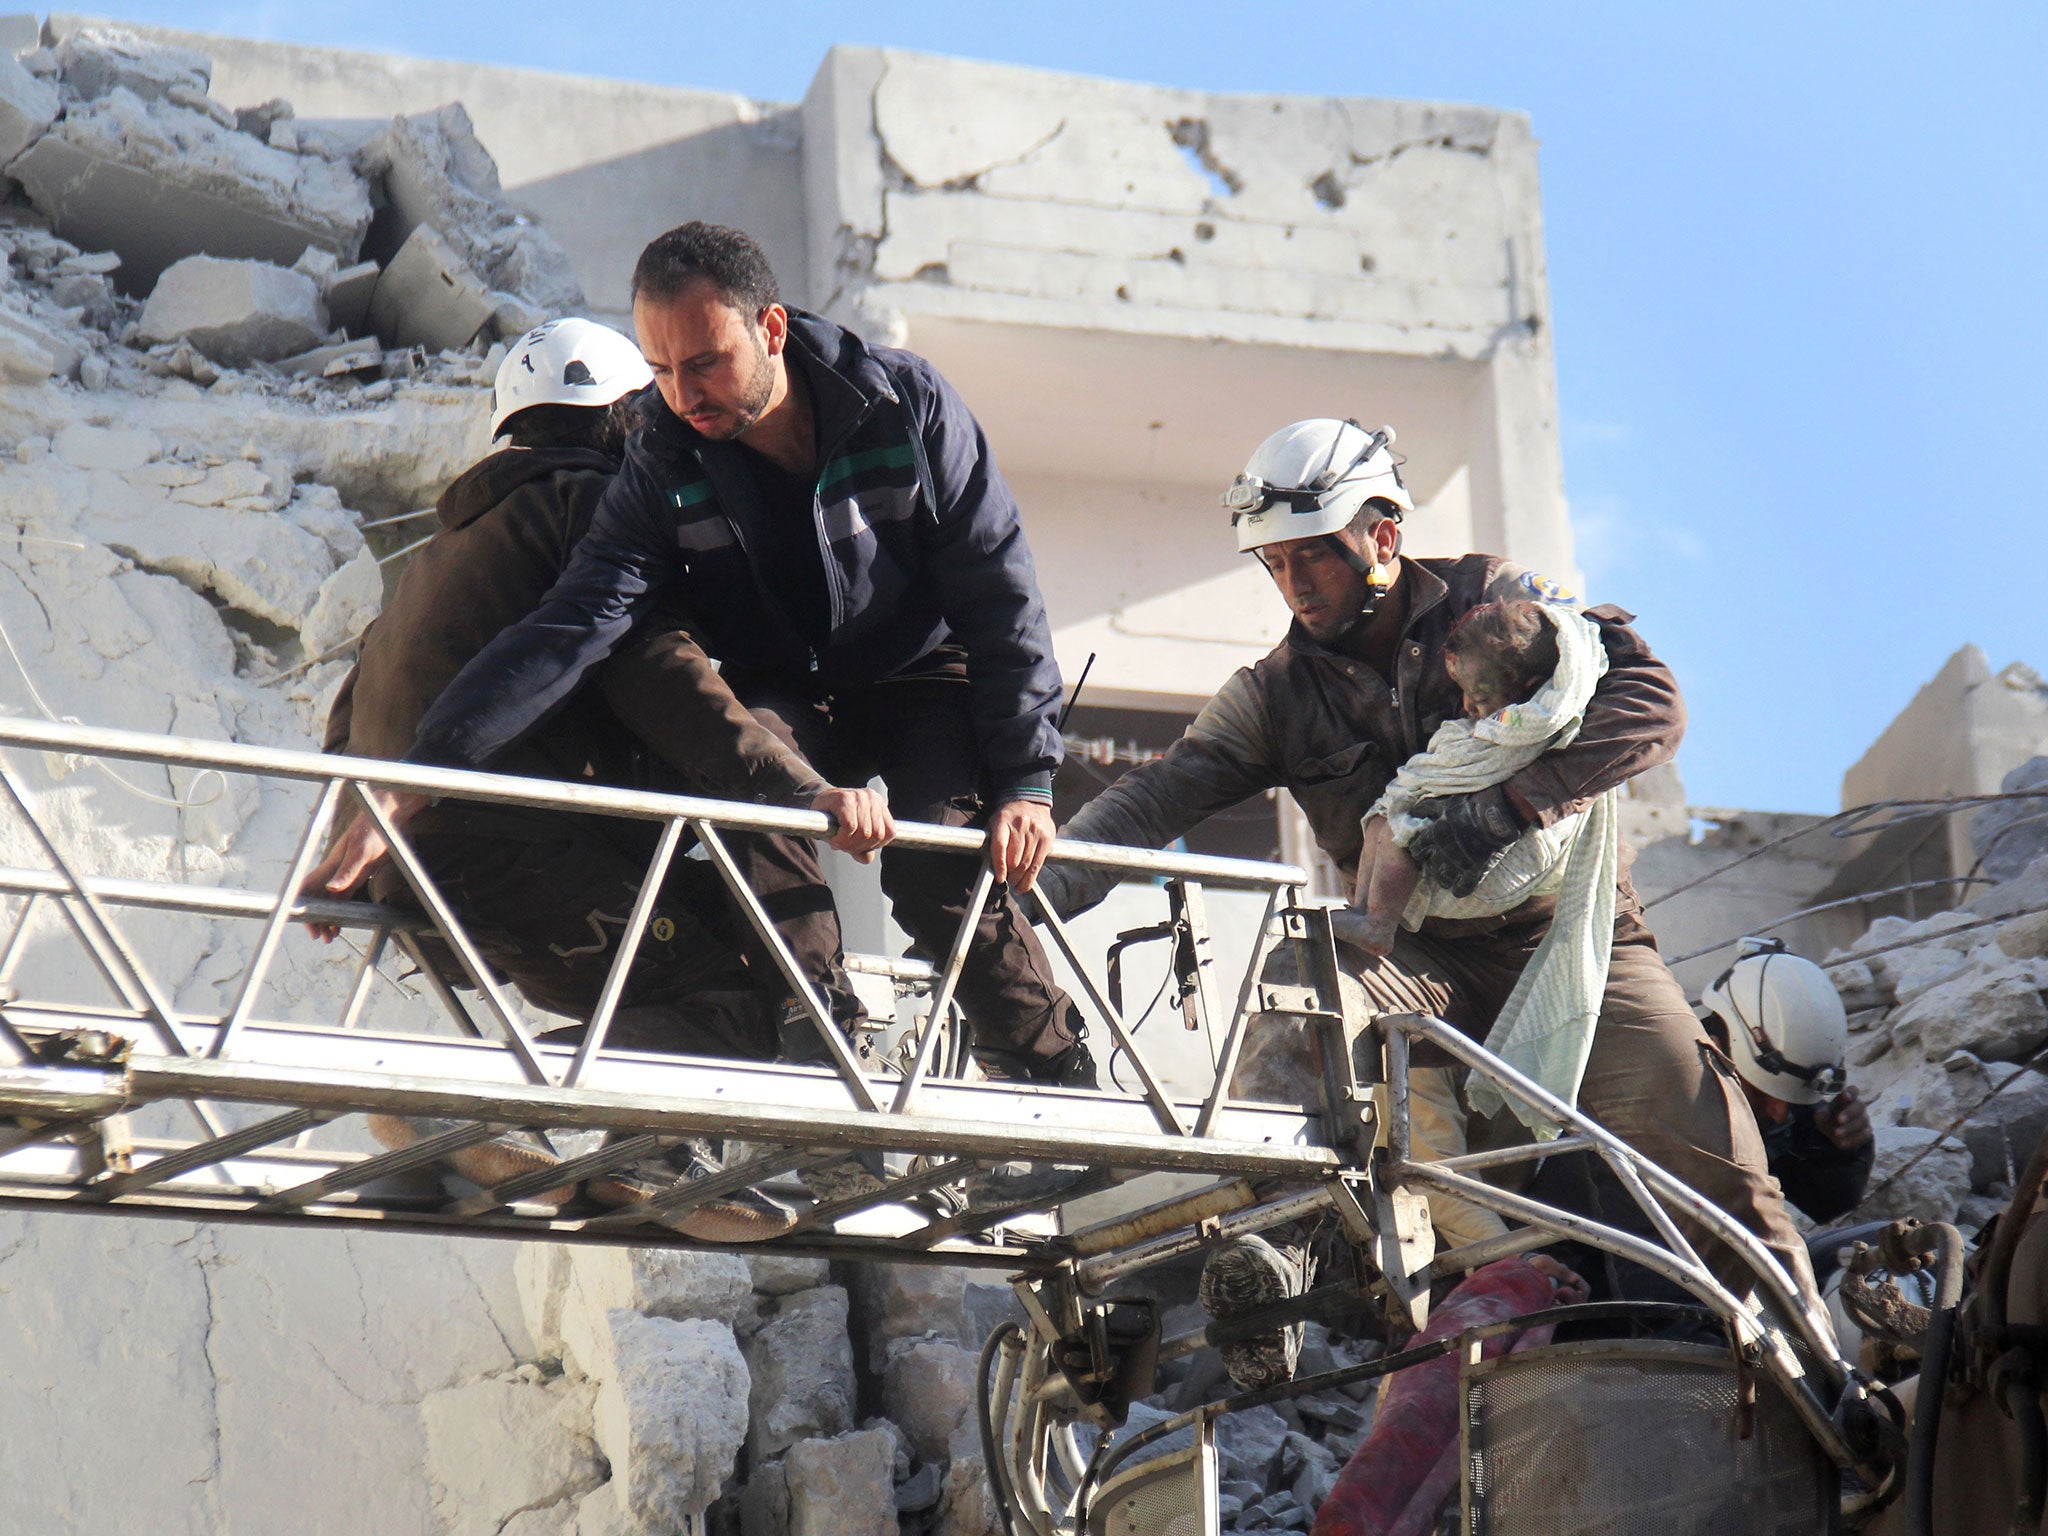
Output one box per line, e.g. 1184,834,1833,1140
631,222,780,313
500,399,636,460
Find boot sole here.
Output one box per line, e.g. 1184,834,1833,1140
589,1176,798,1244
365,1114,574,1209
1199,1236,1303,1392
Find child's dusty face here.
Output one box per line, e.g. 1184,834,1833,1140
1445,651,1502,719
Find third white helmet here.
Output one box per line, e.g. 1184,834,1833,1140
1703,939,1850,1105
1222,419,1414,554
491,319,654,439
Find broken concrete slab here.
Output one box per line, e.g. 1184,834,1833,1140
0,16,38,56
53,26,210,105
9,87,372,292
323,260,380,335
360,103,583,317
0,304,82,379
367,222,492,352
278,338,382,379
139,255,328,367
0,50,58,166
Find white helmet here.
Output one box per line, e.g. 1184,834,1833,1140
1703,939,1850,1106
1222,419,1414,554
490,319,654,438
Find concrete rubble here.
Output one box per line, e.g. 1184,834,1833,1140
1820,803,2048,1230
0,20,580,391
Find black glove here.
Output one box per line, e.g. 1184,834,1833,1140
1406,785,1526,899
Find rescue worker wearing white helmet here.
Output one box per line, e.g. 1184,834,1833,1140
319,317,888,1243
1037,416,1819,1390
1702,938,1873,1223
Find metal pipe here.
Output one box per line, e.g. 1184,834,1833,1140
1428,1224,1558,1278
1433,1133,1594,1174
1399,1160,1751,1325
978,1322,1023,1536
1076,1184,1334,1293
1060,1177,1257,1258
0,716,1305,890
1384,1021,1410,1164
1403,1158,1862,1469
1390,1012,1837,1359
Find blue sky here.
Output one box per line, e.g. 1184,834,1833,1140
114,2,2047,813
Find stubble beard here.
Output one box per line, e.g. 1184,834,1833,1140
713,331,778,440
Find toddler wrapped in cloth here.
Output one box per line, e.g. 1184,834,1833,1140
1352,598,1621,1133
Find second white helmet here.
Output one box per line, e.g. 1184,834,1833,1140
491,319,654,438
1703,939,1850,1105
1222,419,1414,554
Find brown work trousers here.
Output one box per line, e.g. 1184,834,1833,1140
1240,908,1812,1307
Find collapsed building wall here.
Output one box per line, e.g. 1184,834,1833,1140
0,19,2029,1536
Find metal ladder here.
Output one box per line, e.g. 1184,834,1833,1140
0,717,1900,1530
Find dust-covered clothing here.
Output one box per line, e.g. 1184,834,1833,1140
1042,553,1813,1301
324,445,829,1056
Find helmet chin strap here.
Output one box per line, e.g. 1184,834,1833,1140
1322,531,1396,637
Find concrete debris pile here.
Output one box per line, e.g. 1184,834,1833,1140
1823,788,2048,1231
500,1251,1380,1536
0,22,582,397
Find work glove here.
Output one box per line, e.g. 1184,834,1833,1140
1406,785,1526,899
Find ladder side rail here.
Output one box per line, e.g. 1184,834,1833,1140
75,1054,1341,1179
0,715,1306,890
0,862,419,933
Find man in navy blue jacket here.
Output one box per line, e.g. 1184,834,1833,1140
311,223,1092,1085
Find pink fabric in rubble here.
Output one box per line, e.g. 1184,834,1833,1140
1308,1257,1564,1536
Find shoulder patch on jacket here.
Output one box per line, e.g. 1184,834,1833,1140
1515,569,1581,607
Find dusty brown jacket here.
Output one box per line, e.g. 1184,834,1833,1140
325,446,826,829
1050,554,1684,921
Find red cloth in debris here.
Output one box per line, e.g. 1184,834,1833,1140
1309,1258,1563,1536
